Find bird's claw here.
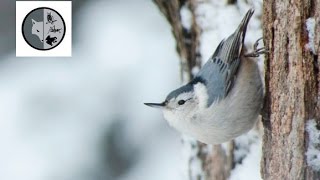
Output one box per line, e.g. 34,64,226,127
245,37,269,57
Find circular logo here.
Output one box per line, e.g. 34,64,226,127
22,7,66,51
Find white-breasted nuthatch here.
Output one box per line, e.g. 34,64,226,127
145,9,265,144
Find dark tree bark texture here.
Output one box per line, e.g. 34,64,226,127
262,0,320,179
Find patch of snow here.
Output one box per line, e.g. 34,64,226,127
181,135,206,180
182,70,191,83
191,66,200,76
233,129,260,164
305,18,316,55
306,119,320,171
180,4,193,30
230,137,262,180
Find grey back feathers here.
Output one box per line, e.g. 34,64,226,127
196,9,254,107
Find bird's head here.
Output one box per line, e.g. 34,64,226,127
145,80,209,131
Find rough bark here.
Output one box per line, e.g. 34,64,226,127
262,0,320,179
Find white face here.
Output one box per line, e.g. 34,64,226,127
31,19,44,42
162,92,199,131
144,82,208,135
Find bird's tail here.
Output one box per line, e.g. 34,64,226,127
236,8,254,45
213,8,254,63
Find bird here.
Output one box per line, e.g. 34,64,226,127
145,8,265,144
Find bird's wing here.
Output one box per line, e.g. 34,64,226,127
195,9,254,107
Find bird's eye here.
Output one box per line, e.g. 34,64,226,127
37,30,39,32
178,100,185,105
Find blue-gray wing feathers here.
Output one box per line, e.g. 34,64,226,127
195,9,254,107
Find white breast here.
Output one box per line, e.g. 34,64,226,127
180,58,263,144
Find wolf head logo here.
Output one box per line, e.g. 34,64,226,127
31,19,43,42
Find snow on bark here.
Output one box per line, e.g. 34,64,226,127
305,18,316,55
306,119,320,171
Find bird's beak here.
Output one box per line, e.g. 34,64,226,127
144,102,166,109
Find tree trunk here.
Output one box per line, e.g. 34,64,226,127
262,0,320,179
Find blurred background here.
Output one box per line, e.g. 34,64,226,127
0,0,185,180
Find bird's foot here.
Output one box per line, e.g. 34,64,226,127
244,37,269,57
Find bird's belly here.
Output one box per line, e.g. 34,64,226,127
189,59,263,144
